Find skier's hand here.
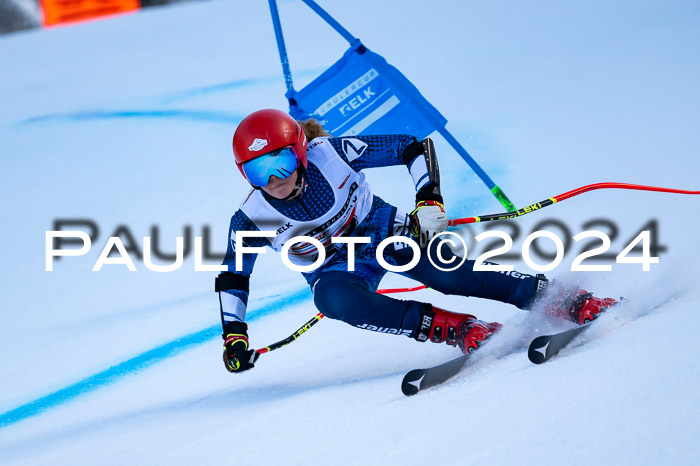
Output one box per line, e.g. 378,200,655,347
410,200,448,248
222,321,256,373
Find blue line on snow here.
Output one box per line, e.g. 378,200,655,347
158,68,324,104
0,287,312,430
17,67,326,127
19,109,245,126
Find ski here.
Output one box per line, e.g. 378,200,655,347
527,323,592,364
528,297,628,364
401,352,476,396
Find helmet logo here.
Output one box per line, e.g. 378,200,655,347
248,138,268,151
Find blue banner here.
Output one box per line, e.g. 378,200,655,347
291,45,447,139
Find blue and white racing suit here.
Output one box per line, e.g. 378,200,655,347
217,135,538,339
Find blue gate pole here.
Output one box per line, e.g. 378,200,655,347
298,0,515,212
299,0,359,46
437,127,516,211
268,0,297,105
272,0,516,211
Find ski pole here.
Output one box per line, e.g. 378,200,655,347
448,182,700,226
253,312,324,361
374,182,699,294
252,286,430,360
251,286,426,360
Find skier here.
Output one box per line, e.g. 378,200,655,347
217,109,616,373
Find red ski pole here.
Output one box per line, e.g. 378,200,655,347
376,182,699,294
449,182,700,226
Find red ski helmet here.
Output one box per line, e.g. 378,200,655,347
232,109,308,186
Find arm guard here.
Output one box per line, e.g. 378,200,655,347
216,272,250,333
215,272,250,293
403,137,443,204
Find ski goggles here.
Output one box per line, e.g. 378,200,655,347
242,147,299,187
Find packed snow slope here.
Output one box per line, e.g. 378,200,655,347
1,0,699,464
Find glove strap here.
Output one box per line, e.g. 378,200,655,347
410,200,445,237
224,333,249,349
412,200,444,211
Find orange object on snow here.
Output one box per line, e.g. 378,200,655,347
41,0,140,27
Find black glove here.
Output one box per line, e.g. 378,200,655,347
222,321,256,373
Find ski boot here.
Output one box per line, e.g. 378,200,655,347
568,291,618,325
416,305,502,354
532,275,618,325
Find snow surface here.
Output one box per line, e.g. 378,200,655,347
1,0,699,464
